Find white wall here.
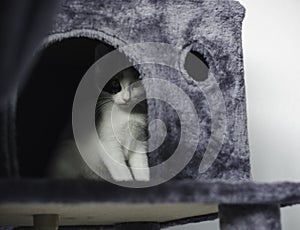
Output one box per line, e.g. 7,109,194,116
168,0,300,229
241,1,300,228
241,0,300,183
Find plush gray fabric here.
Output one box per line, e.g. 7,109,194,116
0,101,17,177
0,0,58,177
1,180,300,207
219,204,282,230
44,0,250,181
1,180,300,228
3,0,298,229
0,0,58,105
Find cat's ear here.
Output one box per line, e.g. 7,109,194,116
125,67,140,79
94,43,115,61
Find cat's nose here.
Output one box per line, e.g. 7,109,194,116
123,97,130,103
122,91,130,103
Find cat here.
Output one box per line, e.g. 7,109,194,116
48,67,150,181
95,67,150,181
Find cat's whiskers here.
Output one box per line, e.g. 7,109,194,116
99,96,112,99
96,99,113,112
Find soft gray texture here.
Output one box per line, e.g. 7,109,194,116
0,0,58,178
1,180,300,208
1,180,300,229
3,0,300,229
44,0,250,181
219,204,282,230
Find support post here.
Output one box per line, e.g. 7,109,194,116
33,214,59,230
219,204,281,230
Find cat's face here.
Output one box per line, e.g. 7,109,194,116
103,67,145,106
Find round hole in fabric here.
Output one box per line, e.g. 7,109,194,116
184,50,209,82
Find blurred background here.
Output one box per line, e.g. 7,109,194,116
168,0,300,229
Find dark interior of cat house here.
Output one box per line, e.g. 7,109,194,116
16,37,209,178
17,38,104,177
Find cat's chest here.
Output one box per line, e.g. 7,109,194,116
98,108,146,135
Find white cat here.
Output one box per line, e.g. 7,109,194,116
48,67,150,181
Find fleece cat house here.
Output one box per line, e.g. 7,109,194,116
0,0,300,229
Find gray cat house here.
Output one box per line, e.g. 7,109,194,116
0,0,300,229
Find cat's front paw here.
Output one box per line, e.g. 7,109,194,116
131,167,150,181
110,166,134,181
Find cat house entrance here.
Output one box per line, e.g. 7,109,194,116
16,38,114,177
16,37,209,179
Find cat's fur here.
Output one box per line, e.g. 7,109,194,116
48,67,149,181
